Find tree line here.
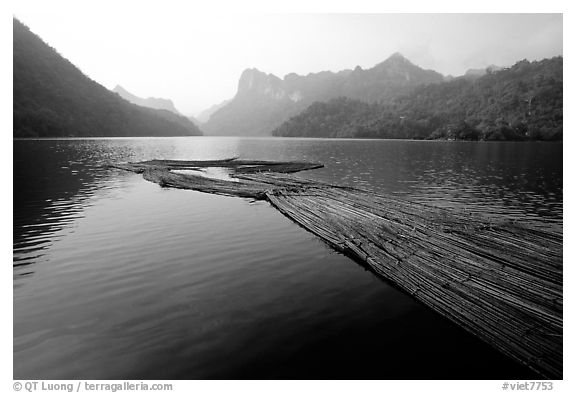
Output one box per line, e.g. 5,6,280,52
273,57,562,141
14,19,202,138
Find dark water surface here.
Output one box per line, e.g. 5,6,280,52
13,138,562,379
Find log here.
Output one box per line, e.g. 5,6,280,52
109,158,563,378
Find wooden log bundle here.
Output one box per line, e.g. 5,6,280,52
109,158,563,378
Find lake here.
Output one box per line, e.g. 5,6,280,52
13,137,562,379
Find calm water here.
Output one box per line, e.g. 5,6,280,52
13,137,562,379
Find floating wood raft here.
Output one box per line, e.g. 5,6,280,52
109,158,563,378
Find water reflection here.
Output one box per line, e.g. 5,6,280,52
232,138,562,221
14,141,104,282
13,137,243,281
14,138,560,379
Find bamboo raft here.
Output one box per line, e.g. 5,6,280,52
109,158,563,378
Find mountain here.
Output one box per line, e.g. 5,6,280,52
196,99,232,123
273,57,562,141
203,53,444,136
187,116,202,127
112,85,181,114
110,84,206,128
463,65,504,80
202,69,307,136
13,19,202,137
338,52,445,102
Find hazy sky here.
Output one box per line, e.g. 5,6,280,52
13,5,562,116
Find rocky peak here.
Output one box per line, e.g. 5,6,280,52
376,52,414,69
388,52,408,61
369,53,444,84
237,68,285,99
113,85,180,114
113,84,128,93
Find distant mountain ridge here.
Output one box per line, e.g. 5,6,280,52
13,19,202,137
196,99,232,123
273,57,562,141
203,53,444,136
112,85,181,114
463,65,504,79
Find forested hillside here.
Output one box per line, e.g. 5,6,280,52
13,19,202,138
203,53,444,136
273,57,562,141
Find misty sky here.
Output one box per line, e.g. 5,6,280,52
12,7,562,116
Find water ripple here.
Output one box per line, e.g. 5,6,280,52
14,138,560,379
